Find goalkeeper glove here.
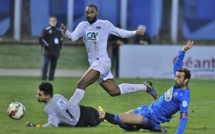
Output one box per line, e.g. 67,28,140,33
26,122,41,128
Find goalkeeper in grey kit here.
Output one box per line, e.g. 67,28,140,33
26,82,104,127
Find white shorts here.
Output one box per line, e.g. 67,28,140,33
90,58,114,83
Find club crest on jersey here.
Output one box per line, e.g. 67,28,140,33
96,26,101,29
86,30,99,41
164,87,173,101
182,100,188,107
49,30,52,34
57,99,66,109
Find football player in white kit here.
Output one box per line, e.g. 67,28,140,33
60,4,157,105
26,82,105,127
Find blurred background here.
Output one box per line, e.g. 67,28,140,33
0,0,214,79
0,0,215,44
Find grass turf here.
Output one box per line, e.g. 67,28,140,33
0,44,88,69
0,76,214,134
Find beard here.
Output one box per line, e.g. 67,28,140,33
86,16,97,24
174,82,183,88
37,99,46,103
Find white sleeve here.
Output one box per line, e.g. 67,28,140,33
108,21,136,38
42,112,60,127
64,22,84,42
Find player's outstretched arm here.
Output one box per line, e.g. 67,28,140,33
176,114,188,134
60,23,72,41
182,40,194,52
173,40,194,76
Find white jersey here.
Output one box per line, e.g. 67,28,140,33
43,94,80,127
65,19,136,65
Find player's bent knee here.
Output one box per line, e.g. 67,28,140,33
114,114,140,131
106,89,120,97
109,93,118,97
141,117,149,125
108,91,120,97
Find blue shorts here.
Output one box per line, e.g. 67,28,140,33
134,105,161,130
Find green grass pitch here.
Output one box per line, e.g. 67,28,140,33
0,76,215,134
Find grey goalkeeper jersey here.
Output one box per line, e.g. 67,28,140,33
42,94,80,127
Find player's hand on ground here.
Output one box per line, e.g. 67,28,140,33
26,122,35,127
182,40,194,52
60,23,67,33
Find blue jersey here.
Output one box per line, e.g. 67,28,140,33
148,51,190,123
148,87,190,123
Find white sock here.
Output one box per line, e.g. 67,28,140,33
69,88,85,105
119,83,147,95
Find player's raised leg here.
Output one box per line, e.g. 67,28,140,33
100,79,157,99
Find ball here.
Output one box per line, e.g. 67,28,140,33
7,102,26,120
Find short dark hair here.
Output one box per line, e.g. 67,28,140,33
39,82,53,97
177,68,191,85
87,4,98,11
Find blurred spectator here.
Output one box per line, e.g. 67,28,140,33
39,16,63,81
108,24,128,77
134,25,151,45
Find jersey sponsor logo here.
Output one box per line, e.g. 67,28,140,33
86,30,99,41
164,87,173,101
182,100,188,107
57,99,66,110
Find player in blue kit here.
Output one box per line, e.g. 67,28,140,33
100,41,194,133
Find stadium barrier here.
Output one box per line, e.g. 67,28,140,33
119,45,215,79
